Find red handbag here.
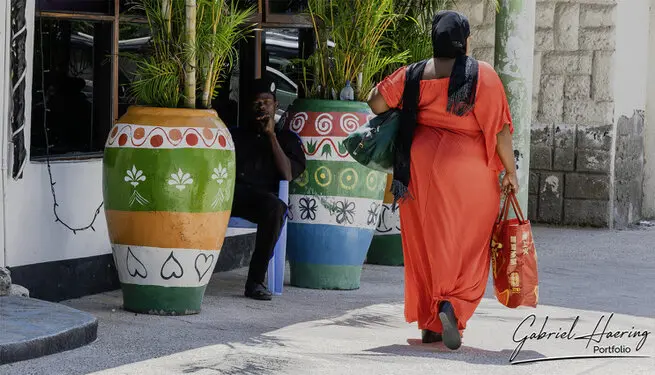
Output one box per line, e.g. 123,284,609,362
491,192,539,308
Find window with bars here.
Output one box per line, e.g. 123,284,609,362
29,0,314,160
31,0,116,160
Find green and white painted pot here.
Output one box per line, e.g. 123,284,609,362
283,99,387,289
103,106,235,315
366,174,403,266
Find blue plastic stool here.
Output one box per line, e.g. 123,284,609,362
267,181,289,296
226,181,288,296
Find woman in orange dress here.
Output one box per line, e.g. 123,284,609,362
367,11,518,350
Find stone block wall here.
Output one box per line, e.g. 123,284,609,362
529,0,618,227
456,0,497,64
614,110,645,228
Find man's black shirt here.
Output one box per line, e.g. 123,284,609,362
230,124,306,193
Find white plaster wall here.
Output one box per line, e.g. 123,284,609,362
613,0,650,117
5,161,109,267
644,0,655,218
611,0,651,226
4,0,110,267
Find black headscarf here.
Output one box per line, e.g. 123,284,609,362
432,10,479,116
390,10,479,208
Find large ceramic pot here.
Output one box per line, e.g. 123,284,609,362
366,174,403,266
283,99,387,289
103,107,235,315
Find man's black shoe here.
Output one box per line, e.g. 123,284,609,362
245,282,273,301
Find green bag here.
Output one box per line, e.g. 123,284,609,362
343,109,400,174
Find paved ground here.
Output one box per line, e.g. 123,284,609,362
1,225,654,375
86,302,654,375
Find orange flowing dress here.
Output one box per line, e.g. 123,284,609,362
377,61,513,334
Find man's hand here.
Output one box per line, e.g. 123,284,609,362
258,115,276,136
501,171,519,195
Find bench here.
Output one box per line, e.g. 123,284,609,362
226,181,289,295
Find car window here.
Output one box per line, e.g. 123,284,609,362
266,70,296,93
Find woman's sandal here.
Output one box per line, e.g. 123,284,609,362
421,329,443,343
438,301,462,350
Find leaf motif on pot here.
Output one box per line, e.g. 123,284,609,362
211,188,228,209
211,164,228,185
306,140,318,154
129,190,150,207
125,165,149,207
124,165,146,187
321,143,332,158
338,141,347,155
168,168,193,191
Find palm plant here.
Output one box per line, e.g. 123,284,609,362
383,0,500,76
299,0,410,102
125,0,255,109
382,0,453,75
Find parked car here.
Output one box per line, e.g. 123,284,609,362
70,28,316,123
265,66,298,122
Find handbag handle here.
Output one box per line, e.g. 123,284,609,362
496,192,513,224
496,191,526,225
508,192,526,224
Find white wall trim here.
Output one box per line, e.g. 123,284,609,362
0,0,10,267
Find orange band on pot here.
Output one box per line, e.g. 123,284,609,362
105,210,230,250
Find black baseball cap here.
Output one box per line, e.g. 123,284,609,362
249,77,277,100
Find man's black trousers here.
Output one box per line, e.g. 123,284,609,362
231,184,287,286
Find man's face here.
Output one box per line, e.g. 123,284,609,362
252,92,277,119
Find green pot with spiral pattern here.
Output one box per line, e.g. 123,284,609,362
282,99,387,289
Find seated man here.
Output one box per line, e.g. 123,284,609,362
230,78,306,301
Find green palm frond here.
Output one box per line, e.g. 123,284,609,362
125,0,255,109
196,0,254,108
381,0,500,77
130,57,182,108
388,0,455,63
300,0,409,101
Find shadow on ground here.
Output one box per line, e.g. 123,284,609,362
364,339,544,366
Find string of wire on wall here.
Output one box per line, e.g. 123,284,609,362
37,17,104,235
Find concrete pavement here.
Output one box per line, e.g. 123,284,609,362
87,301,655,375
1,225,654,374
0,296,98,365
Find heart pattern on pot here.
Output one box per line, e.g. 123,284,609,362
126,247,148,279
160,251,184,280
195,253,215,282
